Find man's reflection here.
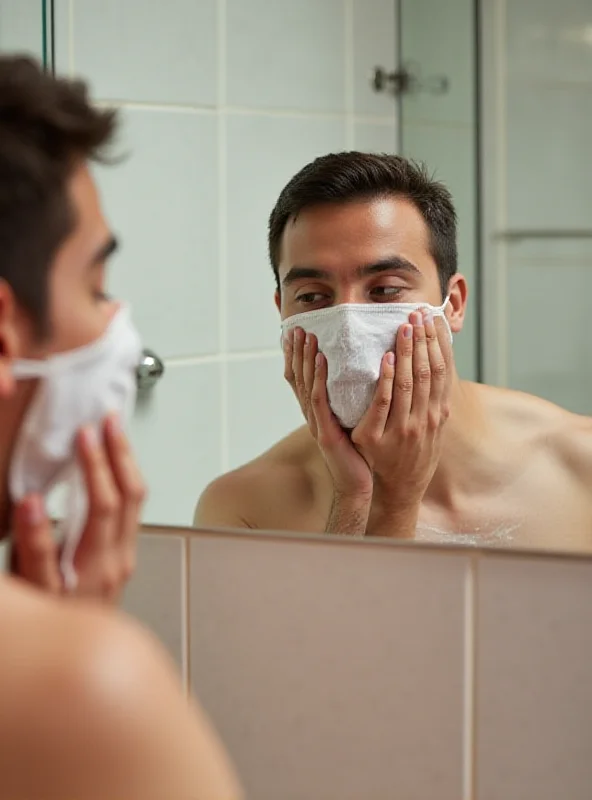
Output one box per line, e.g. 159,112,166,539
197,152,592,552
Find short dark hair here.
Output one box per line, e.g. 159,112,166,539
0,56,118,336
268,151,457,298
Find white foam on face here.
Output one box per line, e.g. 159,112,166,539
415,521,520,547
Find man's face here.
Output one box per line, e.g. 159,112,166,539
33,162,118,358
275,196,466,330
2,162,119,367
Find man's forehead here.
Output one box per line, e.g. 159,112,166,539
61,165,111,259
280,196,431,269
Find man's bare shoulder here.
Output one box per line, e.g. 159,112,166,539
476,382,592,481
195,425,327,531
0,578,240,800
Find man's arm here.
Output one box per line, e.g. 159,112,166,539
0,598,242,800
195,472,255,529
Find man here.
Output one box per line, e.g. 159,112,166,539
0,57,240,799
197,152,592,551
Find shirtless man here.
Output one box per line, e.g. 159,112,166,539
0,57,240,799
197,151,592,552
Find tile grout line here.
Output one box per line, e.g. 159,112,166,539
344,0,355,149
163,349,284,368
92,99,395,126
463,552,479,800
218,0,230,474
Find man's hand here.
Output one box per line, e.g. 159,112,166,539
284,327,373,533
11,413,146,603
356,310,452,536
285,327,374,499
284,308,452,537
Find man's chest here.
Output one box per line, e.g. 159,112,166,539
416,483,592,552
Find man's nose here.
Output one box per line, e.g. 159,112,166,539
334,286,366,305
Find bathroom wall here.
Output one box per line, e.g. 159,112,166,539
399,0,479,382
48,0,398,526
0,1,43,57
480,0,592,413
125,527,592,800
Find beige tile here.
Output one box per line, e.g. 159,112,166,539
122,533,186,675
477,554,592,800
189,533,468,800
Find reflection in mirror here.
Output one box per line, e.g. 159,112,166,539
193,0,592,556
8,0,592,554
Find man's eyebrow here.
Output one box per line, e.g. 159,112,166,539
280,257,421,286
357,257,421,277
91,235,119,266
281,266,331,286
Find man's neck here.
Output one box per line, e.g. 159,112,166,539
423,376,503,511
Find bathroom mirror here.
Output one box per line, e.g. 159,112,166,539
6,1,592,554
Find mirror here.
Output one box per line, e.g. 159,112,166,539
6,0,592,554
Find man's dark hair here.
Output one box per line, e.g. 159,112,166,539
0,55,118,336
268,152,457,298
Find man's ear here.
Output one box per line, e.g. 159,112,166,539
274,290,281,314
0,281,23,398
446,274,468,335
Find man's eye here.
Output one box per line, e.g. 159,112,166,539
370,286,402,300
296,292,326,305
94,290,112,301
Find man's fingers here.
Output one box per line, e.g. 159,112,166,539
303,333,317,405
12,494,62,593
310,352,342,448
435,315,453,417
353,352,395,443
388,323,414,427
303,333,318,437
409,311,430,421
283,330,295,385
292,327,306,404
424,311,447,427
76,425,120,551
103,415,145,569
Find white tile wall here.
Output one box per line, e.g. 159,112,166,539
398,0,478,382
352,0,397,116
226,0,346,113
130,363,223,526
0,0,43,58
73,0,218,106
226,355,303,470
225,112,347,352
96,108,220,359
54,0,398,524
490,0,592,408
353,119,397,153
